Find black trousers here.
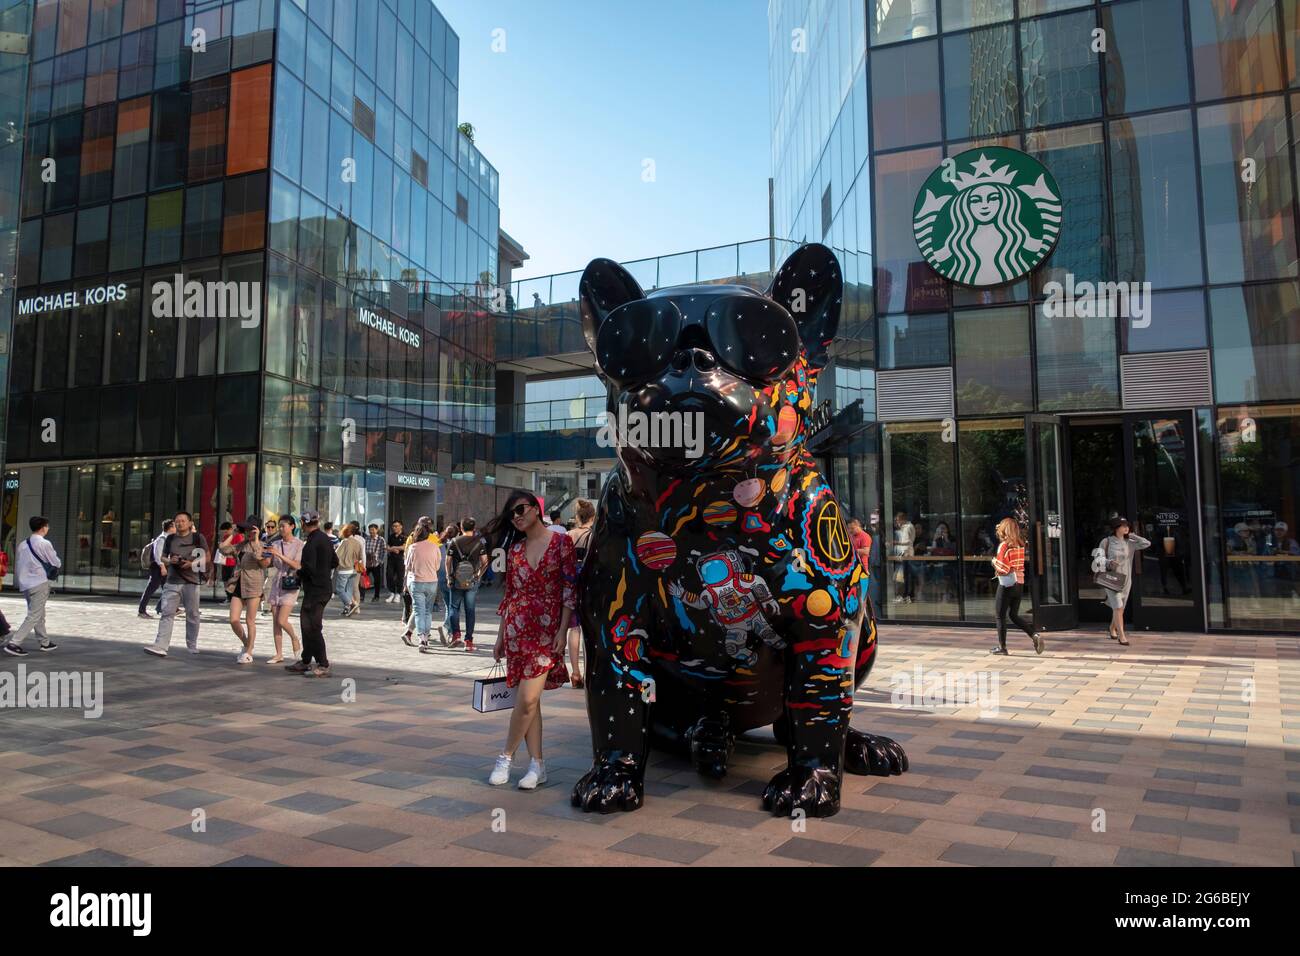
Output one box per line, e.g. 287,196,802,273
367,565,383,600
995,583,1035,648
138,565,164,613
300,593,331,666
385,556,403,594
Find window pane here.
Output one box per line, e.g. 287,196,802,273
1034,302,1119,410
227,63,271,175
943,25,1018,141
188,75,228,182
1190,0,1283,101
268,173,298,259
874,147,944,315
1198,96,1297,284
117,26,154,99
112,95,149,197
940,0,1012,32
300,90,329,200
74,204,110,276
1122,289,1206,353
1217,403,1300,631
871,39,940,150
870,0,936,45
954,307,1031,414
879,312,949,368
264,253,293,378
1020,10,1101,128
40,210,74,282
84,39,118,109
1109,110,1203,289
144,188,182,266
1026,123,1108,292
271,68,302,181
222,171,267,254
108,196,145,272
149,88,187,190
71,306,105,387
1103,0,1190,114
105,283,141,383
1210,282,1300,403
218,256,262,374
881,421,958,620
183,181,223,259
79,103,116,204
957,418,1025,621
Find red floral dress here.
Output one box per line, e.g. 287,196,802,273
498,532,577,689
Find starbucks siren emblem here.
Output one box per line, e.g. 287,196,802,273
913,146,1062,287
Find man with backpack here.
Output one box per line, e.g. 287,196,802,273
144,511,211,657
137,519,174,619
4,516,61,657
445,517,488,652
287,511,338,678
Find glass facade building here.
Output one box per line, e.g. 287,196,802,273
3,0,505,596
770,0,1300,632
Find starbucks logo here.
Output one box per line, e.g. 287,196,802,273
913,147,1062,288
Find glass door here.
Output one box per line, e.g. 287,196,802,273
1125,412,1204,631
1026,415,1074,630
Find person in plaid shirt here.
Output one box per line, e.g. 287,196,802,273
364,523,386,603
990,517,1044,657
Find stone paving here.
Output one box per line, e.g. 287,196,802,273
1,589,1298,866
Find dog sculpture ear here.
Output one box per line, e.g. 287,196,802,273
766,243,842,371
580,258,645,355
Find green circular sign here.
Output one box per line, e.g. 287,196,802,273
913,146,1062,288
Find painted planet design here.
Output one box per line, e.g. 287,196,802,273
635,531,677,571
774,405,799,444
770,469,788,494
733,478,766,508
703,501,738,526
806,589,833,617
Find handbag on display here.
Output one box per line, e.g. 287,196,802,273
472,662,515,713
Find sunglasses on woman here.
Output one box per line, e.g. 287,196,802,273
595,295,801,387
512,502,535,517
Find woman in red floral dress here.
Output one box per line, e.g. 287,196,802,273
484,491,576,790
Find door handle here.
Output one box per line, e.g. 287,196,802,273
1035,521,1043,575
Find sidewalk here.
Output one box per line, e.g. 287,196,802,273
1,591,1298,866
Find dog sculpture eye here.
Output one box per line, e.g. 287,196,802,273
704,296,800,383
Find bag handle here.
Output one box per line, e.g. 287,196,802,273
486,660,506,678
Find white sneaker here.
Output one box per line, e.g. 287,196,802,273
517,759,547,790
143,645,167,657
187,647,200,655
488,753,513,786
236,652,253,664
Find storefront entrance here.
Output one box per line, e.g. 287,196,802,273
1066,412,1204,632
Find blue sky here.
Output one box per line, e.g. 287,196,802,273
437,0,772,280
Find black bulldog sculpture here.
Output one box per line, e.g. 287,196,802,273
571,243,908,819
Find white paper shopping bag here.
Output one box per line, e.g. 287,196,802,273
472,664,515,713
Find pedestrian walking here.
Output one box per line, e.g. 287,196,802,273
364,523,385,603
989,518,1044,656
565,499,594,688
398,516,432,645
264,515,304,664
144,511,211,657
435,523,458,612
485,492,577,790
3,516,62,656
222,518,270,664
137,519,174,619
334,522,364,617
1098,515,1151,647
406,525,443,651
446,517,488,652
384,520,405,602
287,511,336,677
217,521,240,602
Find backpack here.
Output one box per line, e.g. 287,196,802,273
451,536,479,590
140,540,155,569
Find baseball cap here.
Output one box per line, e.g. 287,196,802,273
237,518,258,534
301,510,321,525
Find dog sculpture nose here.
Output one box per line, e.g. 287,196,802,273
671,347,717,373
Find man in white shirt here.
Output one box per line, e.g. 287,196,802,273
4,516,61,657
137,519,174,619
547,509,567,534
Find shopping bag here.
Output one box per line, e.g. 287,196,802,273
472,663,514,713
1094,570,1127,592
